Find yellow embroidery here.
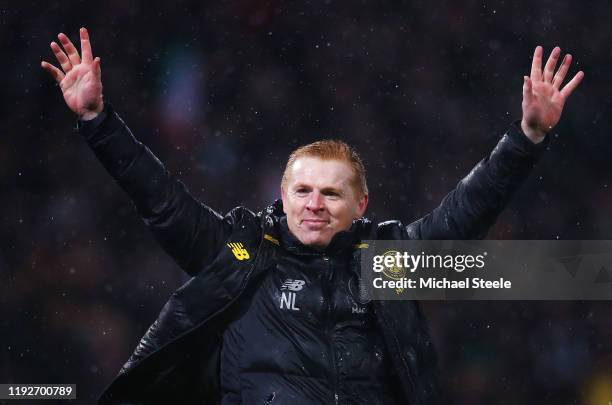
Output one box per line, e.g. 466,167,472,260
354,243,369,249
264,234,280,245
227,242,250,260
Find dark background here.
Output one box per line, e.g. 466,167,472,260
1,0,611,403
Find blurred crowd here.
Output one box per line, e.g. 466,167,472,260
1,0,611,403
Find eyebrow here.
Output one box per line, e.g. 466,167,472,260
293,184,344,195
321,187,343,195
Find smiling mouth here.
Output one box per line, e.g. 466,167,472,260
301,219,329,227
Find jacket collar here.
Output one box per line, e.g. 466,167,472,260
262,199,371,256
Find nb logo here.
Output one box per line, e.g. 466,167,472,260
280,279,305,311
281,279,305,291
227,242,250,261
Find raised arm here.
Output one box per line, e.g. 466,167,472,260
405,46,584,240
42,28,232,276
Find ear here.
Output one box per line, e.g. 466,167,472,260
355,194,369,218
281,186,288,215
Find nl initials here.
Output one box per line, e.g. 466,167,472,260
280,292,300,311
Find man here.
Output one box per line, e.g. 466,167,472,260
42,28,583,404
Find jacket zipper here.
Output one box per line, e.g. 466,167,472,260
322,255,339,405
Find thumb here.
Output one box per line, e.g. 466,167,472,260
93,57,102,80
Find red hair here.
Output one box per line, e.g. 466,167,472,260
281,140,368,196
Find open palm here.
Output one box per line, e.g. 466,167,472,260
521,46,584,143
41,28,103,120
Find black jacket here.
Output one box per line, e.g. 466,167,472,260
217,216,407,404
78,104,546,404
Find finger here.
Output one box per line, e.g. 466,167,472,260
58,32,81,66
543,46,561,83
530,46,543,82
41,61,65,83
92,57,102,80
560,71,585,99
80,27,93,63
552,54,572,89
50,41,72,73
522,76,533,105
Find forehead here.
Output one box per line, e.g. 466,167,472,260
287,157,354,189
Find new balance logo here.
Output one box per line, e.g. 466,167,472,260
281,279,305,291
280,279,305,311
227,242,250,260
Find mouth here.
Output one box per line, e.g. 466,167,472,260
301,219,329,229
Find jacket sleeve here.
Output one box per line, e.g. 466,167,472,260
405,123,547,240
77,103,232,276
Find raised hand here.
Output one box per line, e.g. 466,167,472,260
41,27,103,120
521,46,584,143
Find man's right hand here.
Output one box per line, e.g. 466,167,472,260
41,27,103,121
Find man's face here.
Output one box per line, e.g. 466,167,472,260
281,157,368,250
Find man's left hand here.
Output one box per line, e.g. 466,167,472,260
521,46,584,143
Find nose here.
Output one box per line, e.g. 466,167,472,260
306,191,324,212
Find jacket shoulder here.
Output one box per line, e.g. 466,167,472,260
226,206,261,230
375,220,407,240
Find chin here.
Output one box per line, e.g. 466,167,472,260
300,233,331,249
